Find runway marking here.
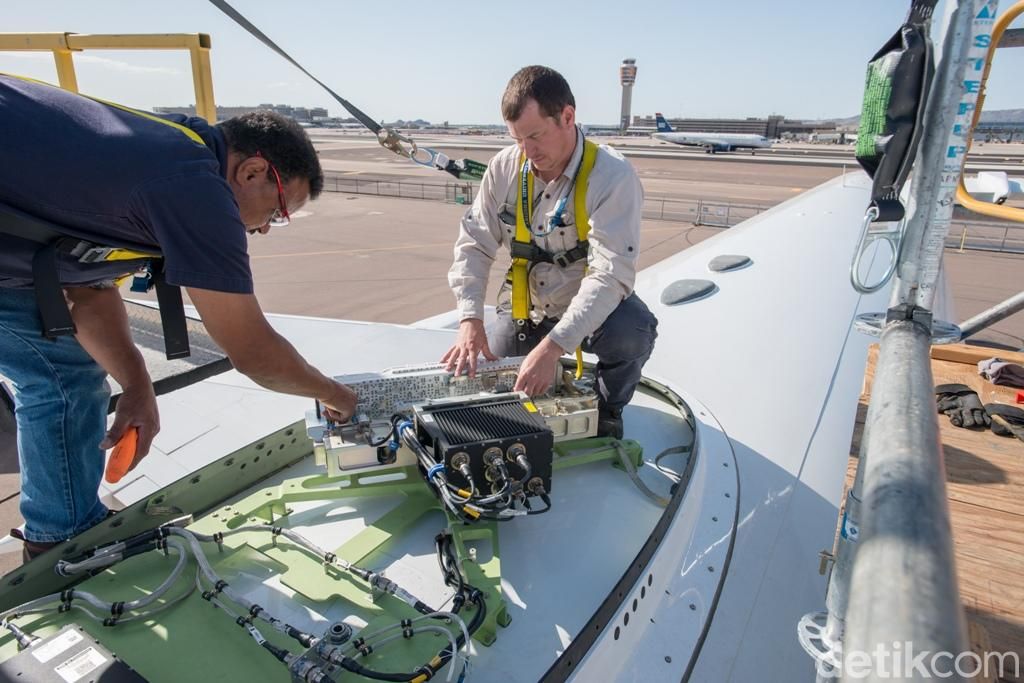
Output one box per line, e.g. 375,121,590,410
251,242,453,260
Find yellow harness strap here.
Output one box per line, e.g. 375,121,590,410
511,166,535,321
572,140,598,378
511,139,599,321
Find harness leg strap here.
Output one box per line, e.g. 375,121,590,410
152,265,191,360
31,243,76,338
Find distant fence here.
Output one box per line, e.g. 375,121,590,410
322,172,1024,254
646,198,765,227
323,173,476,204
322,172,763,226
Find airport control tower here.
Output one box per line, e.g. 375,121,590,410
619,59,637,132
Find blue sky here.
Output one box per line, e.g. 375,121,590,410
1,1,1021,125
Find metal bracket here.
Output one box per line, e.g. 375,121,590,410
818,550,834,576
797,611,841,677
854,304,961,344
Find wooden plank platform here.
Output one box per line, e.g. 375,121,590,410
850,344,1024,682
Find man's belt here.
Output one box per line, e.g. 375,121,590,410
509,240,589,268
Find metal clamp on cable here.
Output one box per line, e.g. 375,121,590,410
376,128,418,159
850,205,906,294
885,303,933,333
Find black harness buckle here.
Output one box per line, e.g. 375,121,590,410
510,241,589,268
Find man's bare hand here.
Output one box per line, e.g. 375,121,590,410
441,318,498,377
514,337,566,396
321,381,357,423
99,382,160,472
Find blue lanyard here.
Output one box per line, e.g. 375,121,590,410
520,140,585,238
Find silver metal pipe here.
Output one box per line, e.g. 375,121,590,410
891,0,995,313
821,436,867,670
958,289,1024,339
845,320,968,681
842,3,995,679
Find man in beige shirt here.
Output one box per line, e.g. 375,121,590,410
442,65,658,439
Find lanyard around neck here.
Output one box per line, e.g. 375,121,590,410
520,139,585,238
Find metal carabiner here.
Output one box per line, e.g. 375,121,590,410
850,205,905,294
410,146,449,171
376,127,418,160
376,128,451,171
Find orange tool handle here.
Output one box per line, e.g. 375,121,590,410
105,426,138,484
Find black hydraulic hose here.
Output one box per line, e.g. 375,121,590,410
527,492,552,515
437,589,487,668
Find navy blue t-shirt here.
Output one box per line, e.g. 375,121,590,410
0,74,253,293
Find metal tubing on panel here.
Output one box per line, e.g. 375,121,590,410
958,289,1024,339
845,320,968,681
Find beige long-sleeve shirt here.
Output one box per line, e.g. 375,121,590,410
448,129,644,352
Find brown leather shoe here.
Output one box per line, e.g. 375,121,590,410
10,528,62,564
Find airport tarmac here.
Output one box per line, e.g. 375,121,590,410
0,138,1021,574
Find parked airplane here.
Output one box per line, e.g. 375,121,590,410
652,113,773,153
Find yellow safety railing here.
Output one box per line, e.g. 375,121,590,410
0,32,216,123
955,2,1024,222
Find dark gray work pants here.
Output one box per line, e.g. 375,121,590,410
488,293,658,412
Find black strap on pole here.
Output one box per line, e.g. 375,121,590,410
854,0,940,222
207,0,382,135
206,0,489,182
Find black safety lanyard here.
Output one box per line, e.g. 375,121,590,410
520,145,585,238
207,0,381,134
857,0,939,222
207,0,488,181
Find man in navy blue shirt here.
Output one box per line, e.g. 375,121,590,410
0,74,357,561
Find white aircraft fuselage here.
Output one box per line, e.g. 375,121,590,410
653,113,773,153
652,130,773,153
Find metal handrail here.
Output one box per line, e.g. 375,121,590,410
845,3,994,681
955,1,1024,222
957,289,1024,339
804,3,997,681
0,32,217,123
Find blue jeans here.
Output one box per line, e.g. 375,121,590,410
488,293,658,412
0,288,109,542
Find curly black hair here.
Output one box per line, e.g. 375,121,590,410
217,111,324,198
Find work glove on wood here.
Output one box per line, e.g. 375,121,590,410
935,383,990,429
984,403,1024,441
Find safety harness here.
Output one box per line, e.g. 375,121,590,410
855,0,938,222
849,0,938,294
0,75,196,359
509,138,598,363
